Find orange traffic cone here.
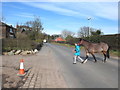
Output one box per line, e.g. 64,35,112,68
17,59,26,76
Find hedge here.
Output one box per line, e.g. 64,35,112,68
83,34,119,51
2,33,38,52
2,38,37,52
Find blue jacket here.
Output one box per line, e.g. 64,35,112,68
74,45,80,56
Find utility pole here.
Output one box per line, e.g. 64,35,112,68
87,17,91,37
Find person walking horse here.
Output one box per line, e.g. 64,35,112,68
73,43,83,64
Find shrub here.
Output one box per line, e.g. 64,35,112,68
2,33,38,52
83,34,119,51
66,37,80,45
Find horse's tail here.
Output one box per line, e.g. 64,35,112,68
106,47,110,58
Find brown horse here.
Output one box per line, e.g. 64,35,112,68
78,38,110,63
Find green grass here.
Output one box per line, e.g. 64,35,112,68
110,50,120,57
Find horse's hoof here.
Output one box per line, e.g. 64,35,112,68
82,59,87,64
103,61,106,63
81,62,84,64
102,60,106,63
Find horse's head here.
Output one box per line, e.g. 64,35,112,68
77,38,83,45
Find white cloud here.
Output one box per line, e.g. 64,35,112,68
101,26,118,34
94,3,118,20
55,2,118,20
2,4,24,10
43,28,61,35
14,13,34,18
23,2,118,21
9,5,24,10
26,3,83,17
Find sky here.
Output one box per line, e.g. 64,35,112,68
1,1,118,35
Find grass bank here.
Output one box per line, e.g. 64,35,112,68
110,50,120,57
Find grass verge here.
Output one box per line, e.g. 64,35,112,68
110,50,120,57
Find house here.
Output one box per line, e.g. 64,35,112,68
0,22,16,39
16,25,32,33
54,37,66,42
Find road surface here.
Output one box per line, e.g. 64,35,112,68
46,43,118,88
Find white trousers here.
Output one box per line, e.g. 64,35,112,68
73,55,83,63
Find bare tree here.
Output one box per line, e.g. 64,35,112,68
32,16,43,32
25,16,43,33
21,16,44,41
77,26,89,38
25,21,33,28
78,26,103,38
61,29,75,38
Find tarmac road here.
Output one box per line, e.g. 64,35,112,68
46,43,118,88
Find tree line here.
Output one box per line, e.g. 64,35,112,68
61,27,103,39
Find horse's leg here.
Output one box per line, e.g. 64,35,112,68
82,53,89,63
102,51,107,63
91,53,97,62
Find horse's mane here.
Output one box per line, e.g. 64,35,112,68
79,38,91,43
82,39,91,42
81,38,103,44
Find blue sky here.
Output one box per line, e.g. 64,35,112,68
2,2,118,35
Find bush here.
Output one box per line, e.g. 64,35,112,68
26,31,44,43
63,34,119,51
2,33,38,52
83,34,119,51
66,38,80,45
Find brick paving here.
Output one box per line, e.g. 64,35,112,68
19,45,68,88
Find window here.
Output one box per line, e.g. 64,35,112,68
10,28,13,33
